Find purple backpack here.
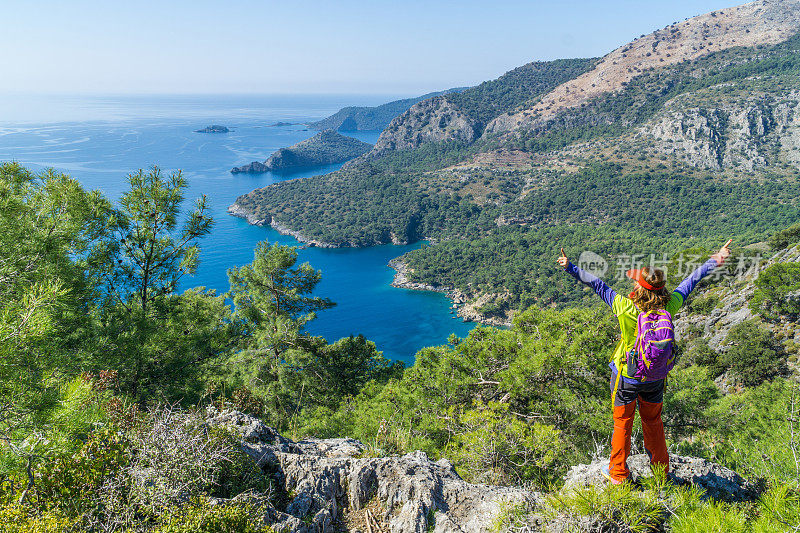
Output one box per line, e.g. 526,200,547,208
626,309,676,380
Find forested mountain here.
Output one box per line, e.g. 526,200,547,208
232,0,800,323
307,88,467,132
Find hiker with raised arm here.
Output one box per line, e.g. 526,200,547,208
557,241,732,484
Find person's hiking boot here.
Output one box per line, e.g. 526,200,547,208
601,465,629,485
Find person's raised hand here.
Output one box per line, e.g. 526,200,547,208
711,239,733,265
557,247,569,268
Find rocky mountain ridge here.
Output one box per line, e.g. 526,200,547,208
365,0,800,157
488,0,800,136
675,243,800,354
362,97,481,162
639,88,800,170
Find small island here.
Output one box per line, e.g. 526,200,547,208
231,130,372,174
195,125,230,133
267,121,295,127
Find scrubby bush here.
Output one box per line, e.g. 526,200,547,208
750,262,800,322
0,504,74,533
1,405,275,532
542,473,682,532
688,293,720,315
128,406,271,514
542,474,799,532
447,401,566,486
701,379,800,484
720,320,786,386
34,425,131,518
155,498,274,533
662,365,719,440
768,222,800,250
680,338,723,375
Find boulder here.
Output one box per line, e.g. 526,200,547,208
564,454,755,502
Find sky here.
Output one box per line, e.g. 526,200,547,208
2,0,739,96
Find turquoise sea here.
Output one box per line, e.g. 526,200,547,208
0,94,476,365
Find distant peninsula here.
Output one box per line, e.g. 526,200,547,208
195,125,230,133
230,130,372,174
308,88,467,132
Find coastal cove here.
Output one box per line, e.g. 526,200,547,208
0,94,475,365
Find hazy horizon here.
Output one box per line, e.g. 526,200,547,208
5,0,737,96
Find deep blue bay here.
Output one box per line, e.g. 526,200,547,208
0,94,476,364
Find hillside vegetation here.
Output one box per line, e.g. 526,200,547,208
2,160,800,530
232,2,800,322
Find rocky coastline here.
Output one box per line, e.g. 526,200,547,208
388,258,512,327
231,130,372,174
227,203,342,249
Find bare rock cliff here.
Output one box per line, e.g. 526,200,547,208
361,96,480,160
639,91,800,170
487,0,800,135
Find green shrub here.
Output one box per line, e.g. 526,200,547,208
768,223,800,250
542,476,798,533
34,426,131,517
542,477,677,532
750,263,800,322
702,379,800,483
669,501,748,533
155,499,273,533
681,339,723,375
206,426,273,499
720,320,786,386
688,294,720,315
662,365,719,440
0,504,74,533
447,401,566,487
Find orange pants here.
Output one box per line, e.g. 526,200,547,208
609,371,669,482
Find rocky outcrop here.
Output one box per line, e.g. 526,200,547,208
362,96,480,160
205,408,537,533
205,409,756,532
232,131,372,173
487,0,800,135
196,125,230,133
563,454,755,502
227,202,270,226
640,91,800,170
